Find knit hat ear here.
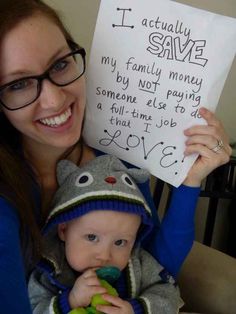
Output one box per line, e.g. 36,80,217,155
124,168,150,184
110,155,150,183
56,160,78,186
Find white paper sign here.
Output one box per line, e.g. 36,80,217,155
83,0,236,187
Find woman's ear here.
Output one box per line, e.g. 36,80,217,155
58,223,67,241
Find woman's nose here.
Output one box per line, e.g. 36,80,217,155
39,80,66,110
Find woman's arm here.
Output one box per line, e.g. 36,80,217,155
0,197,32,313
142,108,231,278
140,181,199,278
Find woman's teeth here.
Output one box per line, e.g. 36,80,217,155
39,108,72,127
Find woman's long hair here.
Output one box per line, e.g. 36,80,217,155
0,0,75,260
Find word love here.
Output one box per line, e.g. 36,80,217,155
99,129,178,169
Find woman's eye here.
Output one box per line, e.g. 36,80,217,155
85,234,99,242
115,239,127,247
8,79,30,92
52,59,69,73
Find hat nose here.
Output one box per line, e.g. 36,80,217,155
105,176,116,185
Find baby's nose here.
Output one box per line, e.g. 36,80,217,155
96,246,112,263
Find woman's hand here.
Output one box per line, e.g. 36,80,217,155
183,107,232,187
96,294,134,314
69,269,107,309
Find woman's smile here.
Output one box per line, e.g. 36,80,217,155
39,106,72,127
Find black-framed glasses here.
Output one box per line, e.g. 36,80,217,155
0,47,86,111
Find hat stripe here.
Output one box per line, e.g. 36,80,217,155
44,199,153,238
48,190,151,222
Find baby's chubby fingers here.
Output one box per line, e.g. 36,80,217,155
82,269,100,283
69,269,107,308
98,293,120,306
82,268,107,294
96,294,134,314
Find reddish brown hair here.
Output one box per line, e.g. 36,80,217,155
0,0,76,261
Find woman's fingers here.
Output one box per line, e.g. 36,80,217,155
183,107,232,186
198,107,221,127
186,134,221,150
185,143,229,166
184,107,232,156
185,134,230,161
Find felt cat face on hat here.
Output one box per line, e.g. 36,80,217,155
44,155,153,241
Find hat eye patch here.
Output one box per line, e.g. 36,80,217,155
121,174,136,190
75,172,94,187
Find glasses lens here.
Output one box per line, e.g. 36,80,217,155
0,78,38,110
0,50,85,110
49,51,85,86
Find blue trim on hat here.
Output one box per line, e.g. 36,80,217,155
44,199,153,242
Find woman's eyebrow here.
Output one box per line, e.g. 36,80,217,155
1,45,70,82
45,45,70,68
0,70,32,84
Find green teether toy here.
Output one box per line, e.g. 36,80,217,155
69,308,87,314
91,278,118,308
95,266,120,283
68,266,120,314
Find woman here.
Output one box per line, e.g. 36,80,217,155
0,0,231,312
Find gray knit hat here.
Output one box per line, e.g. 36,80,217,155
44,155,153,242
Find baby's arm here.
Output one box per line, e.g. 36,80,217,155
28,268,106,314
28,269,59,314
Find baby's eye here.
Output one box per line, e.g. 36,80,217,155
114,239,127,247
85,234,99,242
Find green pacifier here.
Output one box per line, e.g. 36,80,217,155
95,266,121,283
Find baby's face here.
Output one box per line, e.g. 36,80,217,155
58,210,141,272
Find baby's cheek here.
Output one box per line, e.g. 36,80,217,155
67,254,87,272
115,250,131,270
64,242,85,271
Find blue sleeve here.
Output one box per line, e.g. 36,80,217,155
0,197,32,313
141,183,200,278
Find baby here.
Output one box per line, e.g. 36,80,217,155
28,155,183,313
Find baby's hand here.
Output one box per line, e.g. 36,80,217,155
68,269,107,309
96,294,134,314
